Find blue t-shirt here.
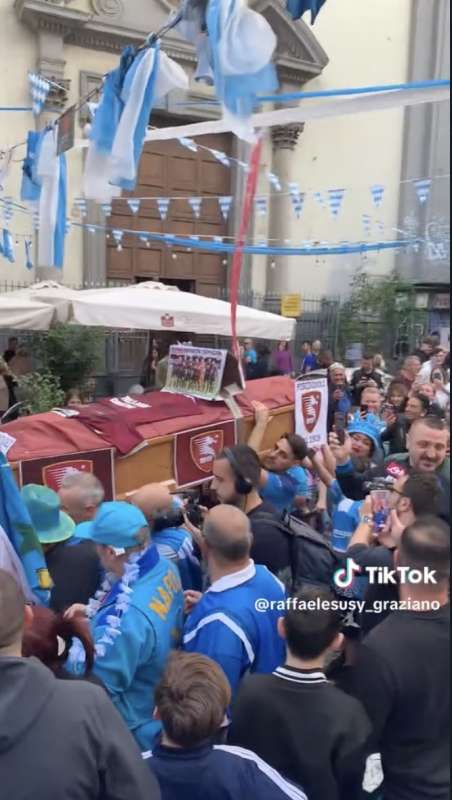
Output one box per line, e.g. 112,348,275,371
260,466,308,514
244,348,257,364
301,353,318,373
327,479,362,553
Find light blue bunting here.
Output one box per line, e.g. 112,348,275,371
328,188,345,217
414,178,432,205
127,198,141,214
218,196,232,220
157,198,170,220
25,239,33,270
370,184,385,208
255,196,268,217
188,197,202,218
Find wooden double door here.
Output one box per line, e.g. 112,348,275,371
106,125,232,298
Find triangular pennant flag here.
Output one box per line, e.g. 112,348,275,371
288,183,305,219
238,161,250,174
210,149,230,167
2,197,13,225
25,239,33,270
178,137,198,153
314,191,326,208
218,196,232,221
127,199,141,214
112,229,124,251
254,196,268,217
267,172,282,191
188,197,202,219
362,214,372,237
28,72,51,117
328,188,345,217
32,210,40,231
414,178,432,205
2,228,15,263
87,225,97,234
139,234,151,247
100,203,112,217
156,198,170,220
370,184,385,208
65,220,72,235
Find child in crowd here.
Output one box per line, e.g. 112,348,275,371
229,586,371,800
145,651,308,800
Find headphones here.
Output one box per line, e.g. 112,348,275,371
222,447,254,496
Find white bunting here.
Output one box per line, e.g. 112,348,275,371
362,214,372,236
112,229,124,251
28,72,51,117
127,199,141,214
254,196,268,217
370,184,385,208
210,149,230,167
156,198,170,220
328,188,345,217
218,196,232,221
267,172,282,191
414,178,432,205
288,183,304,218
100,203,112,217
188,197,202,218
178,137,198,152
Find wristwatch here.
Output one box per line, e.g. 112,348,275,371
360,515,374,526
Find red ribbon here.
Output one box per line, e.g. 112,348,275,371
229,138,263,360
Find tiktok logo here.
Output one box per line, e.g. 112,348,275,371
333,559,362,589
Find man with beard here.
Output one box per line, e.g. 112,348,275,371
331,416,450,521
210,445,292,586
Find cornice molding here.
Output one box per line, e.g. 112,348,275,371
16,0,328,83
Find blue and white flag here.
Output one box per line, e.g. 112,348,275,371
112,229,124,250
87,225,97,235
32,210,40,231
362,214,372,237
28,72,51,117
36,127,67,269
65,220,72,235
255,196,268,217
205,0,278,141
127,198,141,214
0,451,51,605
21,131,42,203
218,196,232,220
178,137,198,153
25,239,33,270
414,178,432,205
314,191,326,208
267,172,282,191
370,184,385,208
100,203,112,217
188,197,202,218
1,229,14,263
288,182,304,218
2,197,14,225
328,188,345,217
157,198,170,220
210,149,230,167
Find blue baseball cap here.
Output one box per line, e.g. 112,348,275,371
75,501,148,552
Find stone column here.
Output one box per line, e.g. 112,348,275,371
267,123,304,294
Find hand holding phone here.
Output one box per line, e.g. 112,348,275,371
334,412,347,445
370,489,390,533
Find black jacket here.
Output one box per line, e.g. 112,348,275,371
350,605,450,800
229,666,371,800
0,657,161,800
381,415,409,455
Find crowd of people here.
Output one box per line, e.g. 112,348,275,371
0,332,450,800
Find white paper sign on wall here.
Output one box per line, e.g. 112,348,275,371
295,374,329,448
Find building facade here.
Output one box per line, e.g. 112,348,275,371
0,0,449,315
